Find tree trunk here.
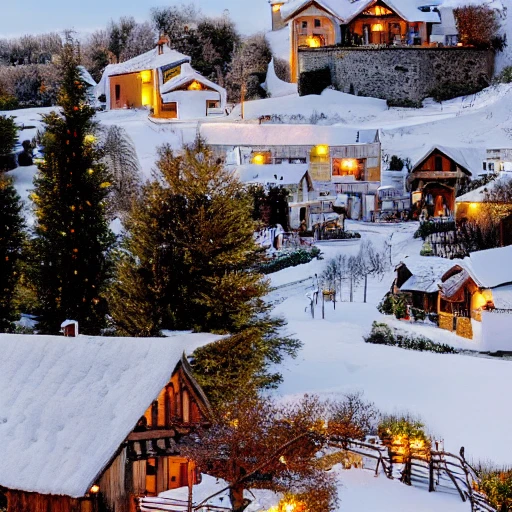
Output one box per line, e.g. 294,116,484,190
230,484,250,512
364,274,368,303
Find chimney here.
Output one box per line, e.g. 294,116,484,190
61,319,79,337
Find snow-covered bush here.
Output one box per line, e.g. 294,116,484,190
365,321,457,354
478,466,512,511
500,66,512,83
256,247,322,274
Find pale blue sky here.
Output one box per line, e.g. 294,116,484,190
1,0,270,38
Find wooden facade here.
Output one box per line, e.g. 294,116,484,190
4,356,212,512
409,149,471,219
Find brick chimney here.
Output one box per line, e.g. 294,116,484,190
61,320,79,337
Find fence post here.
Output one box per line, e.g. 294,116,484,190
429,457,435,492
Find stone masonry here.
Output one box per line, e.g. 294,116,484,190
298,47,495,106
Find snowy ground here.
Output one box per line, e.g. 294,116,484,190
267,220,512,469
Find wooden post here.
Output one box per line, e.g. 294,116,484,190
429,458,435,492
322,292,325,319
364,274,368,303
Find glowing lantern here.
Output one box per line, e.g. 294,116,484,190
140,70,152,84
306,36,322,48
372,23,384,32
314,145,329,156
272,4,282,12
252,154,266,165
90,485,100,494
187,80,203,91
84,134,96,144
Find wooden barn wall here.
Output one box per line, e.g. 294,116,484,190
98,448,128,512
6,490,92,512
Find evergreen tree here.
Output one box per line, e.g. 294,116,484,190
0,175,25,332
108,138,300,400
30,38,114,334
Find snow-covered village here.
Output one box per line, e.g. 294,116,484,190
2,0,512,511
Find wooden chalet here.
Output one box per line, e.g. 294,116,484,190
0,333,219,512
408,146,483,219
438,245,512,339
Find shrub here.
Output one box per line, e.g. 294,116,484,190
411,308,426,322
414,220,456,240
389,155,405,171
387,98,421,108
500,66,512,83
298,67,331,96
0,95,19,110
428,81,488,103
0,115,17,155
256,247,322,274
454,5,501,49
98,93,106,103
478,467,512,511
377,293,408,319
364,321,457,354
378,294,395,315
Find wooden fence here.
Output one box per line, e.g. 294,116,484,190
140,438,496,512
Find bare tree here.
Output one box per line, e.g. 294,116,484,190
353,240,387,303
100,125,141,219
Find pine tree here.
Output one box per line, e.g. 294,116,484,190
108,138,300,400
0,175,25,332
30,38,114,334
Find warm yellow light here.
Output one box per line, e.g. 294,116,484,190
84,134,96,144
341,158,357,171
372,23,384,32
140,70,152,84
141,88,152,106
252,154,265,165
314,145,329,156
187,80,203,91
473,291,487,309
279,455,287,465
272,4,282,12
469,202,479,210
90,485,100,494
306,36,322,48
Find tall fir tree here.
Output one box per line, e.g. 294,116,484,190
30,38,114,334
0,175,25,332
108,138,300,401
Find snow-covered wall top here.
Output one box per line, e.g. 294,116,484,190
234,163,309,185
0,332,218,498
200,123,379,147
465,245,512,288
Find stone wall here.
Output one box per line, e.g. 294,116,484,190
298,47,495,106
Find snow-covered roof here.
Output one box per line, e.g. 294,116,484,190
96,45,190,97
456,172,512,203
234,163,310,186
200,123,379,147
464,245,512,289
491,284,512,309
160,63,227,105
412,145,486,176
398,256,455,293
0,333,218,498
281,0,441,23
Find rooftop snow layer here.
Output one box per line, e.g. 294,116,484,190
412,145,486,175
465,245,512,288
234,163,309,185
456,172,512,203
0,333,219,498
281,0,441,23
491,284,512,309
200,123,378,147
399,256,456,293
160,63,226,105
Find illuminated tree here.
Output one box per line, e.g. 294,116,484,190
183,395,339,512
454,5,501,49
0,174,25,332
30,38,114,334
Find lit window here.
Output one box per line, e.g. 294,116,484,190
140,70,152,84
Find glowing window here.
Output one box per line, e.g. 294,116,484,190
140,70,152,84
310,145,330,163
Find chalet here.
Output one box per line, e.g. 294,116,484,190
484,148,512,174
271,0,444,80
201,123,381,221
394,256,455,314
96,38,226,120
408,146,484,219
0,333,219,512
438,246,512,340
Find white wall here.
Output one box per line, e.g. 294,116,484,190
162,90,222,120
481,311,512,352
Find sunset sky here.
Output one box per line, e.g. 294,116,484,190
1,0,271,38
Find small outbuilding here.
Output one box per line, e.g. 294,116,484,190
96,38,226,120
0,332,218,512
